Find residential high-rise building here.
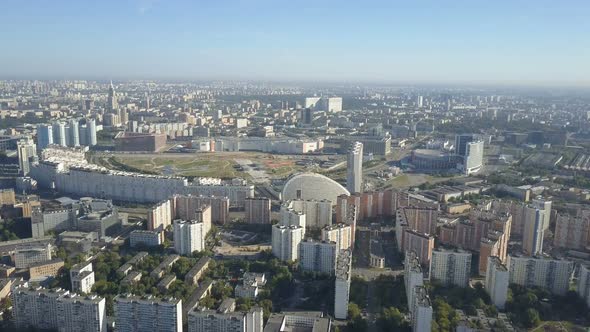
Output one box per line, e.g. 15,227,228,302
173,219,205,255
37,124,53,150
244,197,271,224
404,251,424,312
402,230,434,266
522,206,546,256
485,257,509,309
279,206,306,233
412,286,432,332
299,239,337,275
334,249,352,320
346,142,363,194
12,285,106,332
577,263,590,309
68,118,80,147
321,223,352,251
281,199,332,229
532,197,552,231
429,249,471,287
416,95,424,108
115,295,182,332
53,122,67,147
87,118,97,146
57,293,107,332
554,209,590,250
17,139,34,175
148,200,173,231
12,286,66,331
508,255,573,295
271,225,303,262
173,194,230,225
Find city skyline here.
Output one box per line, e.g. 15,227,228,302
1,1,589,86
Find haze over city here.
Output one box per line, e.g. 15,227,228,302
2,2,590,332
1,0,590,85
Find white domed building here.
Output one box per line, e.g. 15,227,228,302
282,172,349,204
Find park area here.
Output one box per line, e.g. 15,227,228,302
93,151,314,181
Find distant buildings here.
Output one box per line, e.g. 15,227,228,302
305,96,342,113
115,295,182,332
114,132,167,152
485,256,509,309
346,141,363,193
508,255,573,295
429,249,472,287
334,249,352,320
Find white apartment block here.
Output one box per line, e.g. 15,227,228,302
508,255,573,295
271,225,303,262
429,249,471,287
412,286,432,332
72,271,95,294
130,230,163,248
173,219,205,255
115,295,182,332
346,142,363,194
11,285,106,332
577,263,590,309
321,223,352,251
334,249,352,320
57,293,106,332
188,303,263,332
485,256,509,309
70,261,95,294
14,243,52,268
148,199,173,231
281,199,333,229
299,240,337,275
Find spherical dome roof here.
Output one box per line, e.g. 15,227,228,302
282,172,349,204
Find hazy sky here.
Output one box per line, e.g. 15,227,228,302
1,0,589,85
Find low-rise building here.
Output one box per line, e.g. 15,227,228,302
130,230,163,248
28,259,65,279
